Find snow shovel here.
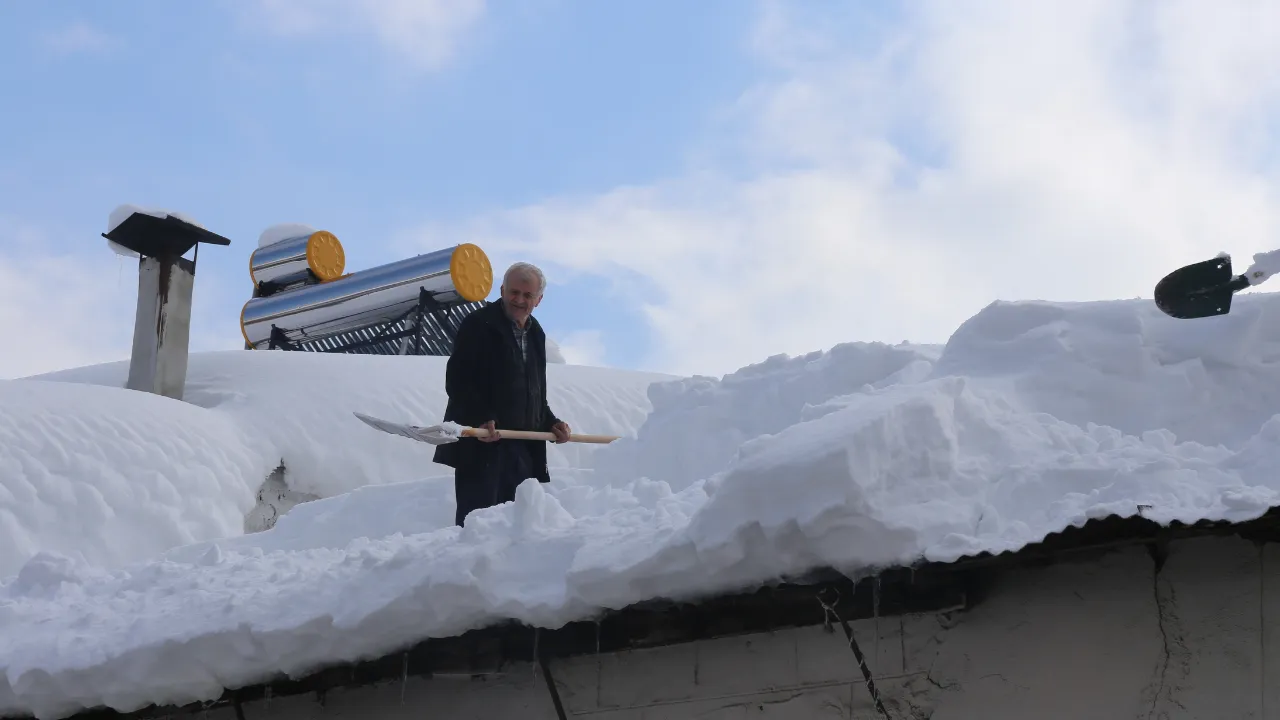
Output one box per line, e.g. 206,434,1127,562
353,411,619,445
1154,250,1279,319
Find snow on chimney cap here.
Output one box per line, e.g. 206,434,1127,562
102,211,231,259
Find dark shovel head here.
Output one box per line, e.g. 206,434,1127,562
1154,256,1240,319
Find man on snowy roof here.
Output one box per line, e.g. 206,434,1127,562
434,261,572,526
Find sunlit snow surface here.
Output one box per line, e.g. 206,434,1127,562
6,292,1280,718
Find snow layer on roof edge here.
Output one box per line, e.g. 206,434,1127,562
8,292,1280,718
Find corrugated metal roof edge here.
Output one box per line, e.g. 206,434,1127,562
33,503,1280,720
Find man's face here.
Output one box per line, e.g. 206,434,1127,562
500,272,542,326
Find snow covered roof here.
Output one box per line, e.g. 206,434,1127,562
5,289,1280,718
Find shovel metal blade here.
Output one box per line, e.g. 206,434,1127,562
1154,256,1243,319
353,412,461,445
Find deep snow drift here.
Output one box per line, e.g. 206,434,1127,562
6,291,1280,718
0,380,270,579
4,351,669,578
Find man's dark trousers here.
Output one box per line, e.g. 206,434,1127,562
453,439,537,527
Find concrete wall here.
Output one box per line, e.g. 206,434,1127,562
196,535,1278,719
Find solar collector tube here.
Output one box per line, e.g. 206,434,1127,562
239,243,493,348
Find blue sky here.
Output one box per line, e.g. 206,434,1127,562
0,0,759,373
4,1,1280,379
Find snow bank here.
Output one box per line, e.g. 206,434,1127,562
591,341,938,492
0,348,665,611
35,350,670,500
0,379,275,579
7,292,1280,717
934,296,1280,448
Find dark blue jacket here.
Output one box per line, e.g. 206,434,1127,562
432,299,560,483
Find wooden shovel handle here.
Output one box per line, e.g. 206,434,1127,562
460,428,619,444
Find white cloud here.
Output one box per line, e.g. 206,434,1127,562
0,252,135,379
251,0,485,71
41,21,119,55
410,0,1280,377
0,217,244,380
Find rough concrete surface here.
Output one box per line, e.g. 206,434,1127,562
195,535,1276,719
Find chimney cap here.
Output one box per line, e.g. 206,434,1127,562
102,212,231,258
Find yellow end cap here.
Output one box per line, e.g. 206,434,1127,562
450,243,493,302
305,231,346,282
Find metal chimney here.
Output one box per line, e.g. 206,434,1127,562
102,211,231,401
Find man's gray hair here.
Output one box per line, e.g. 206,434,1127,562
504,261,547,296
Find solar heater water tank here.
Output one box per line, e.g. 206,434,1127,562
249,230,346,291
239,243,493,348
